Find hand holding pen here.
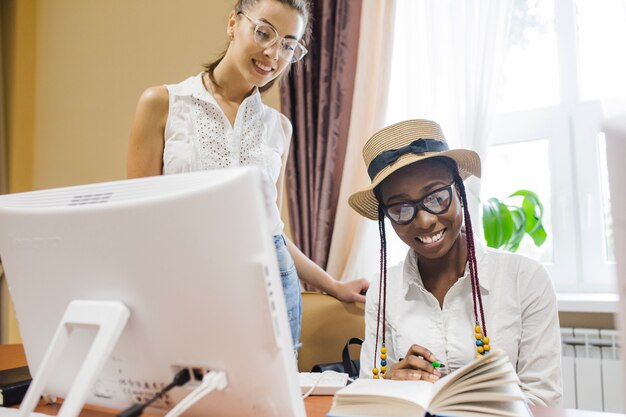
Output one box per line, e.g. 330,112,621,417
385,344,446,381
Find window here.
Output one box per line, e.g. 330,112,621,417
484,0,625,292
379,0,626,292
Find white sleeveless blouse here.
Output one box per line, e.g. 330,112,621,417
163,73,291,235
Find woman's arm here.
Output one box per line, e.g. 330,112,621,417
284,237,369,303
127,86,169,178
517,263,563,406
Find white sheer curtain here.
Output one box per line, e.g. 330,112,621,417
326,0,396,281
353,0,514,278
386,0,513,224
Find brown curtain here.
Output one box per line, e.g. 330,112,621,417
326,0,396,281
280,0,362,271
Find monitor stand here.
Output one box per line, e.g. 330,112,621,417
18,300,130,417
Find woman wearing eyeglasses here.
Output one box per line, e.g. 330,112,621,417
127,0,369,352
349,119,562,406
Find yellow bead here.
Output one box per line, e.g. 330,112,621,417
476,353,483,358
373,375,379,379
372,367,379,375
475,333,482,339
381,347,387,354
484,344,490,351
381,366,387,372
477,346,484,353
475,325,481,333
381,354,387,360
483,337,490,344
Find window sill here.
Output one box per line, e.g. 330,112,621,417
557,293,619,313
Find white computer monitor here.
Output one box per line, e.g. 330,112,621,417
0,168,305,417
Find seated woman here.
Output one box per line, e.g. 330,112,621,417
348,119,562,406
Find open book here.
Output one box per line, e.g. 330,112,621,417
327,349,530,417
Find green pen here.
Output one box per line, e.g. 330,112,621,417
403,356,447,369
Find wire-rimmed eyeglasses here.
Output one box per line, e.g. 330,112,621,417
238,11,308,63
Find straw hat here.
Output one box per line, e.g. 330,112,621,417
348,119,482,220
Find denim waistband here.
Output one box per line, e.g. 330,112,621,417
273,234,286,247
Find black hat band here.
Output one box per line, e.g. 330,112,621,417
367,138,449,180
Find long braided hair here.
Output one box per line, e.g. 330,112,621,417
371,156,487,374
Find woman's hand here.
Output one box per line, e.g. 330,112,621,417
330,278,370,303
386,344,442,382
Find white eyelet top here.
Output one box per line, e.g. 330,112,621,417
163,73,292,235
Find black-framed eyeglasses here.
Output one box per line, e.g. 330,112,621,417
238,11,308,63
381,184,454,225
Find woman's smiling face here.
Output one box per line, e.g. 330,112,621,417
228,0,305,88
378,158,464,261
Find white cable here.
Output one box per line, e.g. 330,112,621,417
163,371,228,417
301,370,354,399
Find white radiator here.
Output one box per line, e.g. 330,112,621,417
561,327,623,412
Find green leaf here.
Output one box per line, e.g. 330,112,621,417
529,224,547,246
482,189,548,252
505,206,526,252
482,198,515,249
510,190,544,235
498,201,515,247
482,198,501,248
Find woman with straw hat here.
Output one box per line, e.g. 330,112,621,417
349,119,562,406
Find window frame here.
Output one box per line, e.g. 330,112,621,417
489,0,619,292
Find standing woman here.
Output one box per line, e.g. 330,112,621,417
127,0,369,351
349,119,562,406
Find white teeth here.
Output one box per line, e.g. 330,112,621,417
254,60,273,72
417,229,445,244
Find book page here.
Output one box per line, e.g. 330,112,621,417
447,361,519,395
439,374,520,400
455,357,511,384
328,401,425,417
330,379,434,416
436,400,532,417
429,349,507,401
432,383,526,412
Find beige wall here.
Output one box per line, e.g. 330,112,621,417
1,0,37,343
1,0,282,343
32,0,280,190
3,0,36,194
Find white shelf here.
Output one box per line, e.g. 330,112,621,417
557,293,619,313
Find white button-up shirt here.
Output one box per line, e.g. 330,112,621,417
360,239,563,406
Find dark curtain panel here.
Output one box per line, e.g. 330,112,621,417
280,0,362,271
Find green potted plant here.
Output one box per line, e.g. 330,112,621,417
481,190,547,252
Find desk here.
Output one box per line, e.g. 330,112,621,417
2,345,624,417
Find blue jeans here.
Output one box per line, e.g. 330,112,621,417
273,235,302,351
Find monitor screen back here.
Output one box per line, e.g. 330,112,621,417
0,168,305,417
